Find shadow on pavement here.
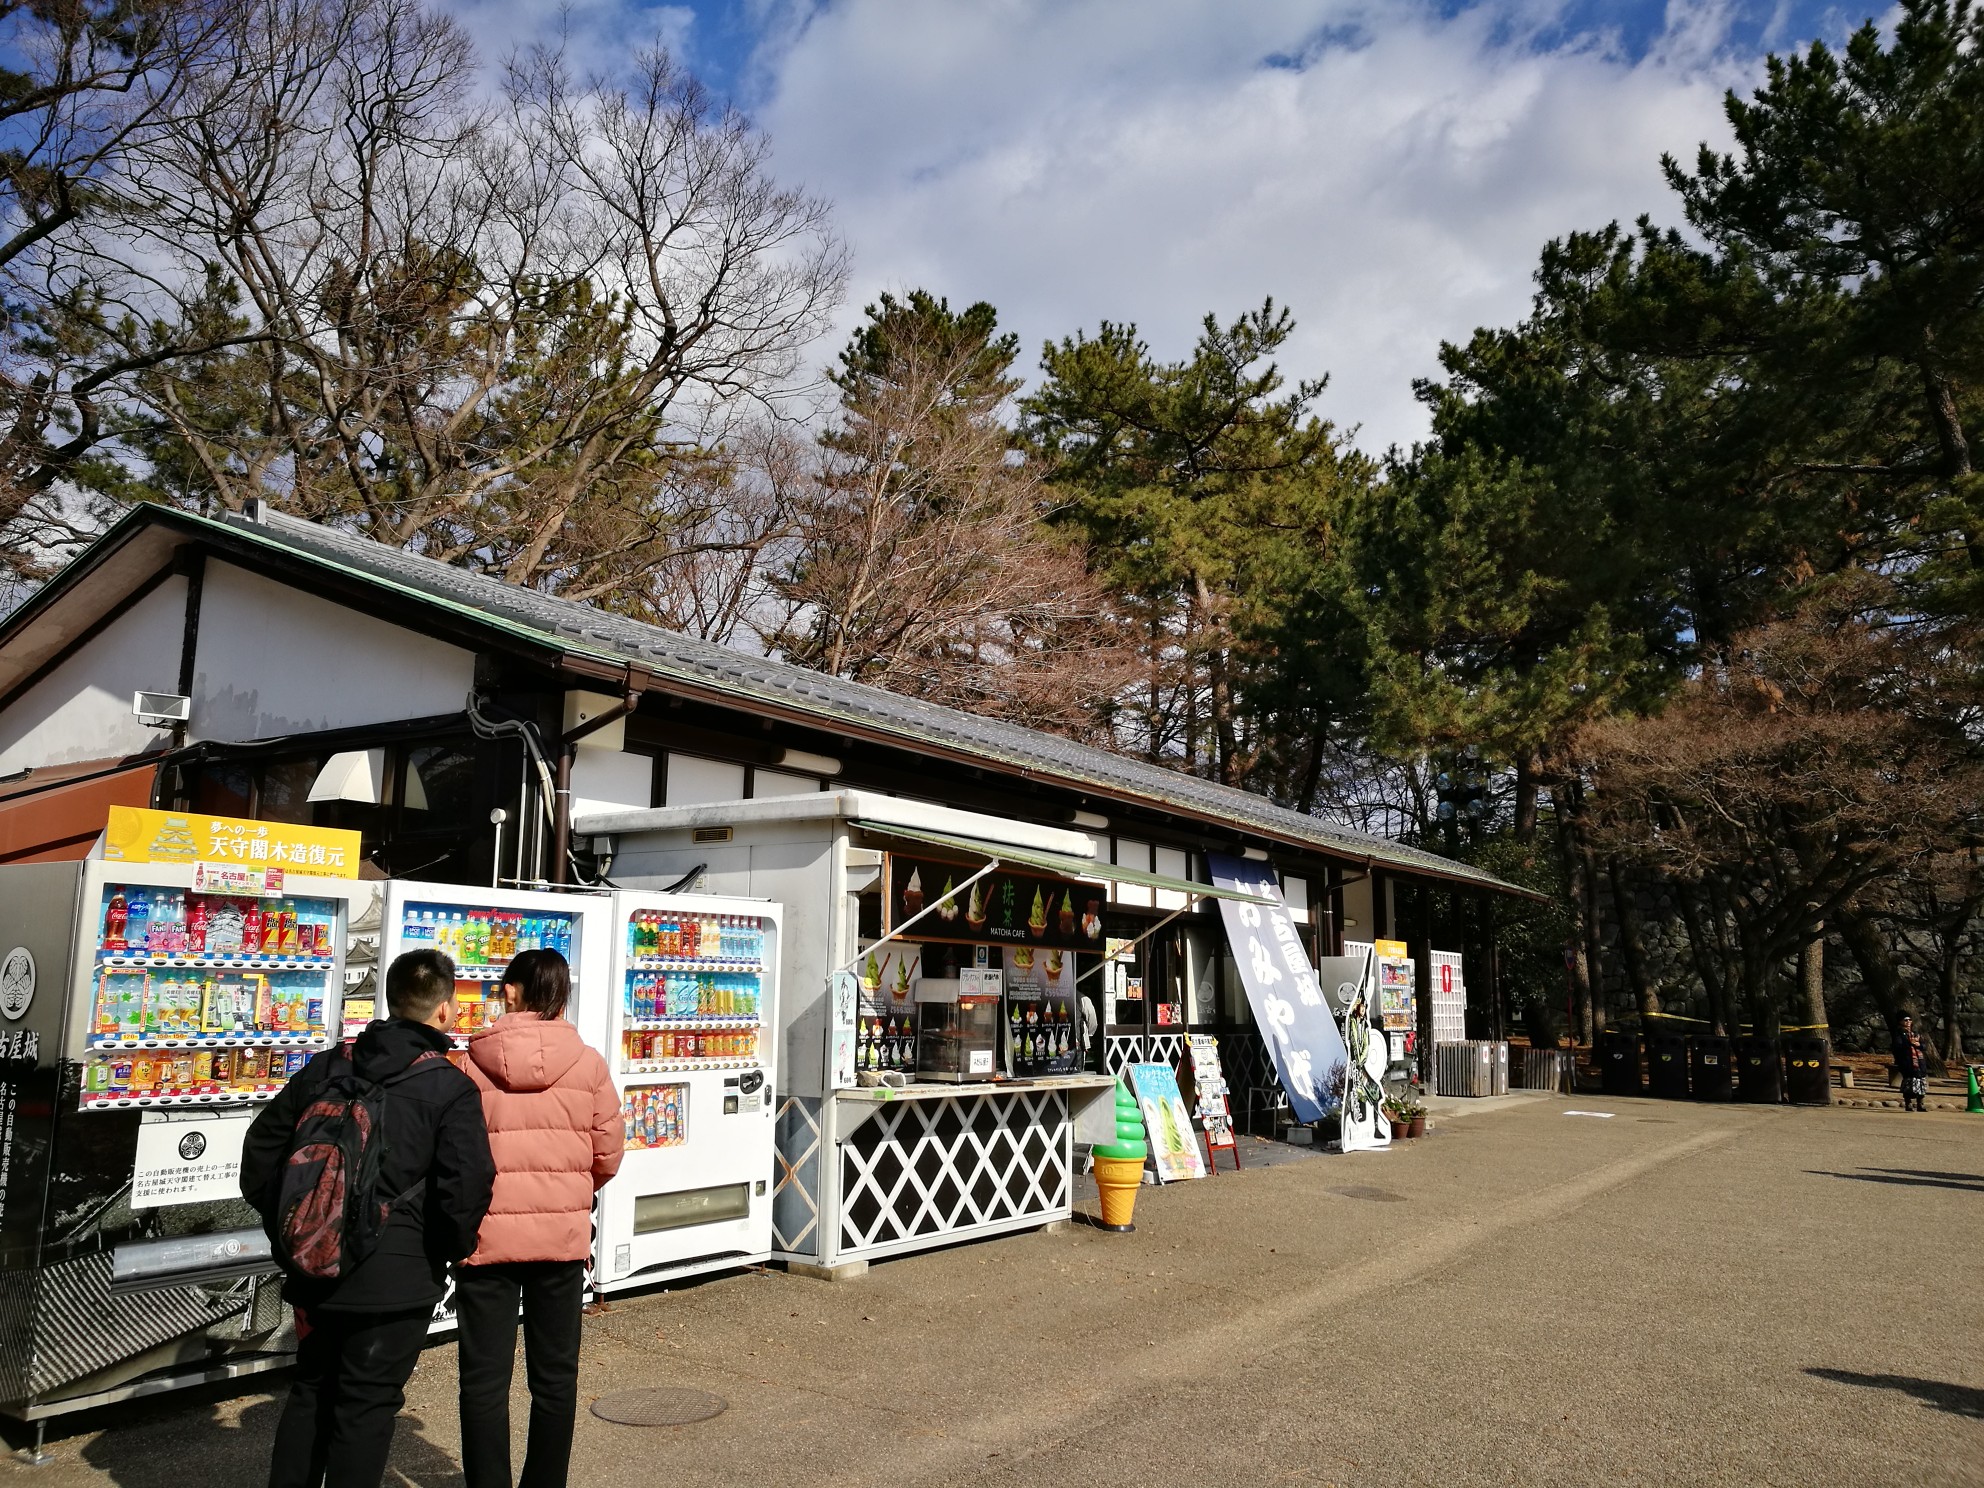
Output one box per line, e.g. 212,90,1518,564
1804,1167,1984,1192
72,1394,465,1488
1807,1369,1984,1420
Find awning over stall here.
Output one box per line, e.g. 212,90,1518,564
848,821,1278,906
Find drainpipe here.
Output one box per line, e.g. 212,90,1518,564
551,685,643,885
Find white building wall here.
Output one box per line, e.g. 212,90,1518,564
0,576,189,772
190,562,475,741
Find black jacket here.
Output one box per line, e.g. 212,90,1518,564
1891,1029,1928,1077
241,1018,495,1314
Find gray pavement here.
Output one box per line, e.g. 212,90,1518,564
9,1096,1982,1487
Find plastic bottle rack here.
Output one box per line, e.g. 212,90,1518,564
398,903,575,974
83,885,339,1108
626,910,763,964
618,909,766,1072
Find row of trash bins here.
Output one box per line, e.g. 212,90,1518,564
1598,1030,1832,1105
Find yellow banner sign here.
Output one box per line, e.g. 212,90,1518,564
1374,938,1409,959
103,806,362,879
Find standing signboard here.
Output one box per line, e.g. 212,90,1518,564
1205,853,1344,1124
1185,1034,1240,1173
1126,1063,1208,1182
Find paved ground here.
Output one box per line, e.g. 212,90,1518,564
9,1094,1981,1487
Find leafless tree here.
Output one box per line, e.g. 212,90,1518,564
773,294,1127,740
1582,582,1984,1033
0,0,238,590
19,0,844,598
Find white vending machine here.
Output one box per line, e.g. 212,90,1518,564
594,890,780,1292
361,879,612,1058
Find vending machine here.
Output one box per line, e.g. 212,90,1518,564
594,891,780,1292
362,879,612,1060
0,808,369,1430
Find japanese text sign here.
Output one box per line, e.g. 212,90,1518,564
1206,853,1345,1125
104,807,360,879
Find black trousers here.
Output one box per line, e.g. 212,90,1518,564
455,1260,586,1488
269,1306,431,1488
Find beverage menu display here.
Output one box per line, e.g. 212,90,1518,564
82,883,340,1107
619,910,766,1072
621,1083,688,1150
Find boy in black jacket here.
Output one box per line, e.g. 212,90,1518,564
242,949,495,1488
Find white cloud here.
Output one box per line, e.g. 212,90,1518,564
744,0,1791,453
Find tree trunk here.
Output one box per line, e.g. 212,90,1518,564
1738,931,1779,1038
1797,927,1826,1035
1676,879,1732,1035
1835,908,1913,1035
1937,950,1964,1066
1513,748,1539,841
1577,815,1606,1045
1555,803,1594,1047
1607,857,1662,1023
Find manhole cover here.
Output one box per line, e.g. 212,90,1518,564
590,1388,728,1426
1328,1185,1406,1202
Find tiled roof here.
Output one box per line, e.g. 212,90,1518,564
209,508,1519,893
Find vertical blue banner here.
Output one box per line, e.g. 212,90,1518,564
1205,853,1346,1125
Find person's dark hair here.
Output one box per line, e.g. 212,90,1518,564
503,948,570,1021
386,949,457,1020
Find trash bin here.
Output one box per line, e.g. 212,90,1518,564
1647,1031,1689,1098
1736,1036,1782,1103
1781,1035,1832,1106
1600,1030,1644,1096
1689,1035,1734,1100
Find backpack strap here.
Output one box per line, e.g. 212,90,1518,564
373,1048,455,1216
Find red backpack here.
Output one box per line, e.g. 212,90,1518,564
272,1047,447,1281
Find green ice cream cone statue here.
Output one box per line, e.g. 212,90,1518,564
1091,1079,1148,1232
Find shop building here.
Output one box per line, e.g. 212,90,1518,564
0,504,1534,1280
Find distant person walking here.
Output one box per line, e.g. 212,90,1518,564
456,948,623,1488
242,950,495,1488
1891,1014,1930,1112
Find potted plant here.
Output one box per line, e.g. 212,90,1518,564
1402,1096,1428,1138
1317,1061,1347,1144
1381,1091,1412,1137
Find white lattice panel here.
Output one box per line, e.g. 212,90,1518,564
836,1091,1072,1260
773,1096,824,1257
1105,1034,1143,1075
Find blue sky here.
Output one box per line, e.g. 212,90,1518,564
446,0,1878,450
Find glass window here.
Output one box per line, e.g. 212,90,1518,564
403,744,478,825
189,763,253,817
257,758,319,824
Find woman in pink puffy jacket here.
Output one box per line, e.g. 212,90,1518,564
456,948,622,1488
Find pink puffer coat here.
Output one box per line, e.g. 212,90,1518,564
463,1012,623,1266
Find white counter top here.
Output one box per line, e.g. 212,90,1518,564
834,1074,1115,1103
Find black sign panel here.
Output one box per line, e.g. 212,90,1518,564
886,854,1107,952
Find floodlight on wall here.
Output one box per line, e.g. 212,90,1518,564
308,749,386,805
1241,846,1271,862
775,747,842,777
133,691,191,728
1069,809,1110,830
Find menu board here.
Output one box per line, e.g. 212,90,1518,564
886,854,1105,952
1186,1035,1236,1153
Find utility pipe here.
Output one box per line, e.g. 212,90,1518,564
550,685,643,885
